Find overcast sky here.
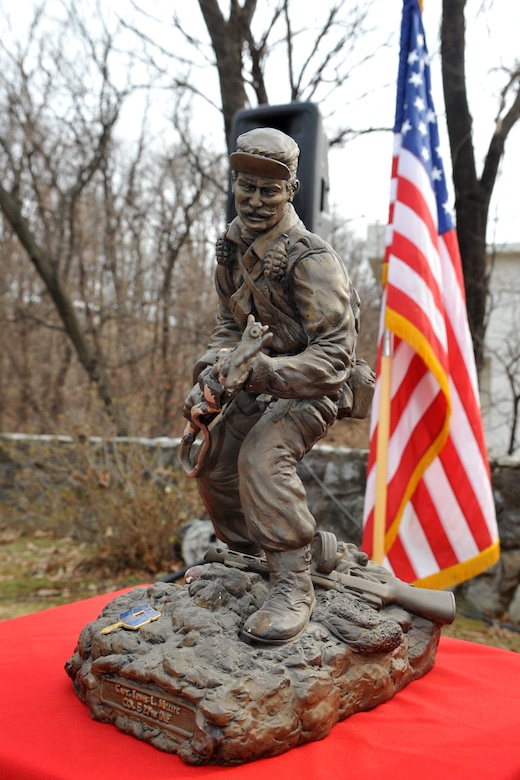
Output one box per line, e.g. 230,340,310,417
325,0,520,247
4,0,520,245
138,0,520,246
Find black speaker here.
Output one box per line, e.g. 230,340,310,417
226,102,331,241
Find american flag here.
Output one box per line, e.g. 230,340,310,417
361,0,500,588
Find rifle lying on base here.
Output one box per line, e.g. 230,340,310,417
204,545,456,627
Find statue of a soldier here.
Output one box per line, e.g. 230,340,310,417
182,127,367,646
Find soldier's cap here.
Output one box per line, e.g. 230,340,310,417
230,127,300,181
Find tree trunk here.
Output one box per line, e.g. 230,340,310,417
441,0,520,372
198,0,258,149
0,182,130,436
441,0,486,369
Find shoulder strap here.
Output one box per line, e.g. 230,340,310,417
237,252,305,339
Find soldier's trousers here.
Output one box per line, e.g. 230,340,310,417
195,391,337,554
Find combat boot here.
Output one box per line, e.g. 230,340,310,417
241,545,316,644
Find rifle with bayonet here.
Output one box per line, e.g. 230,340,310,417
204,542,456,626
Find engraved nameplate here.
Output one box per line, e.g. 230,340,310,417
100,678,196,740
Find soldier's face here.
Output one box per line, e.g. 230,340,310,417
233,173,292,233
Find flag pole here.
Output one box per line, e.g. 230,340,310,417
372,327,393,564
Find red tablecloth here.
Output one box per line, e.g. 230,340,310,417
1,590,520,780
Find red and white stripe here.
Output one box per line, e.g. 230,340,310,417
362,138,499,588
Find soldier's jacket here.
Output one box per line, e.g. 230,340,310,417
194,204,373,417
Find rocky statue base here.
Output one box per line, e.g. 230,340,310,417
65,537,454,766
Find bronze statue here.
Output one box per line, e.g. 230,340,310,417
181,127,371,645
66,128,454,766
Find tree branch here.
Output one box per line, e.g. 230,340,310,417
0,180,130,434
480,67,520,198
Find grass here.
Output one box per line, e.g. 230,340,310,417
441,610,520,653
3,438,519,650
0,437,205,620
2,530,520,653
0,531,152,621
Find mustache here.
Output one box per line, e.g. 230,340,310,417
241,208,276,218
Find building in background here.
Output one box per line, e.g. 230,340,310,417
479,243,520,457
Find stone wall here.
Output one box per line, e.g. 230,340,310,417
1,435,520,622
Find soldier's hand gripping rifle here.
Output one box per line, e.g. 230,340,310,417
203,541,456,626
179,315,273,477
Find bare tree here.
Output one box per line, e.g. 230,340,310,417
330,217,380,365
503,349,520,456
128,1,379,150
0,4,222,436
0,5,132,432
7,0,519,445
196,0,259,146
126,0,520,378
441,0,520,371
